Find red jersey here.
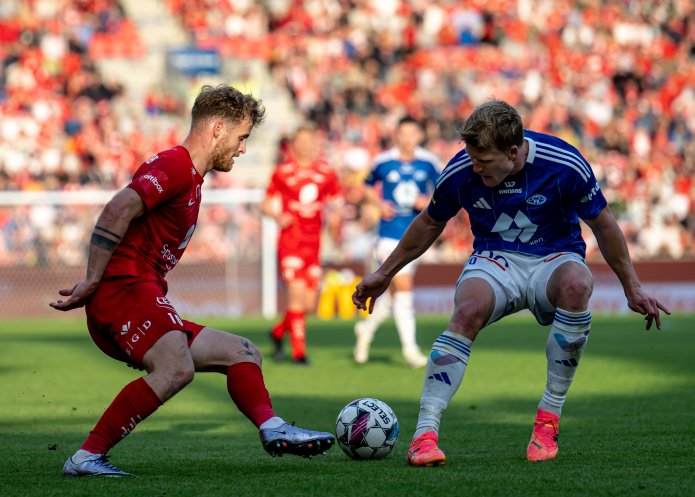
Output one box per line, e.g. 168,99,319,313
104,146,203,284
265,159,341,254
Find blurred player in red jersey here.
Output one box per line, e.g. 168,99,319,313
261,124,342,364
50,85,334,477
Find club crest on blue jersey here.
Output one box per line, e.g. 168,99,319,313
526,194,547,205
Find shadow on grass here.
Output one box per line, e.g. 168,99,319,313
3,387,694,497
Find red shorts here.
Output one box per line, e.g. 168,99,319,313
279,252,321,290
85,277,204,366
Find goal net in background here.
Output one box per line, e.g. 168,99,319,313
0,189,278,320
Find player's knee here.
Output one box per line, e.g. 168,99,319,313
450,301,487,338
152,365,194,401
555,275,593,308
170,365,195,391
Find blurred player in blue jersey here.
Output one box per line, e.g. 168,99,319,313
353,116,441,368
353,100,670,466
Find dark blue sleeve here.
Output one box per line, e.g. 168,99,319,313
427,182,461,222
556,145,607,220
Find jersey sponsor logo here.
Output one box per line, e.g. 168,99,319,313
581,182,601,203
504,181,515,187
120,321,131,335
491,211,538,243
473,197,492,209
498,186,523,194
526,194,547,205
143,174,164,193
145,154,159,164
160,243,179,269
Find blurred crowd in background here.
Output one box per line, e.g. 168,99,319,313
1,0,694,269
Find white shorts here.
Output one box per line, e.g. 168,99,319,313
374,237,419,276
456,250,588,327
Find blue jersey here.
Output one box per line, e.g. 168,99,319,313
366,146,441,240
428,130,607,258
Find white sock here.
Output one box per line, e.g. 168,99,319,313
393,291,418,354
259,416,286,430
414,331,472,438
539,308,591,415
357,293,392,339
72,449,99,463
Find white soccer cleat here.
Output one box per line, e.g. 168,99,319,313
403,349,428,368
259,422,335,458
62,452,133,477
353,321,372,364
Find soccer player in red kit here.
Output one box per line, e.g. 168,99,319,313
261,125,342,364
50,85,334,477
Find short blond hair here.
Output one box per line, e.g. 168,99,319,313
460,100,524,152
191,84,265,130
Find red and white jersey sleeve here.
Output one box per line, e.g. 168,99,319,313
104,146,204,281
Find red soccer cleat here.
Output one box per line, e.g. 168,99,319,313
527,408,560,461
407,431,446,467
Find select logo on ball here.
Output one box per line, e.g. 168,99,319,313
335,397,399,460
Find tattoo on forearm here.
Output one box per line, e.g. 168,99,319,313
94,225,122,240
90,232,119,251
238,338,254,356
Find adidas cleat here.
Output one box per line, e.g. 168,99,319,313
407,431,446,467
527,408,560,461
62,453,133,477
260,422,335,458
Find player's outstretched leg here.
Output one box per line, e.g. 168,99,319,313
260,422,335,458
225,359,334,458
62,376,163,477
407,331,472,467
62,450,133,477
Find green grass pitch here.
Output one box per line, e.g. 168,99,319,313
1,313,693,497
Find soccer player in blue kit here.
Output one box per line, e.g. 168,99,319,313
353,116,441,368
352,100,670,466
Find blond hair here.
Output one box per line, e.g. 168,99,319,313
460,100,524,151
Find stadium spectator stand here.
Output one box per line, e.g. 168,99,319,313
1,0,694,271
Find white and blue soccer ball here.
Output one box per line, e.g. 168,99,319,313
335,397,399,460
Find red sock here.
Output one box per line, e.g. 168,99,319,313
271,314,287,340
226,362,275,427
287,309,306,359
81,377,162,454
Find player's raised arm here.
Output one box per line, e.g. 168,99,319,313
583,206,671,330
352,209,447,313
50,187,145,311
